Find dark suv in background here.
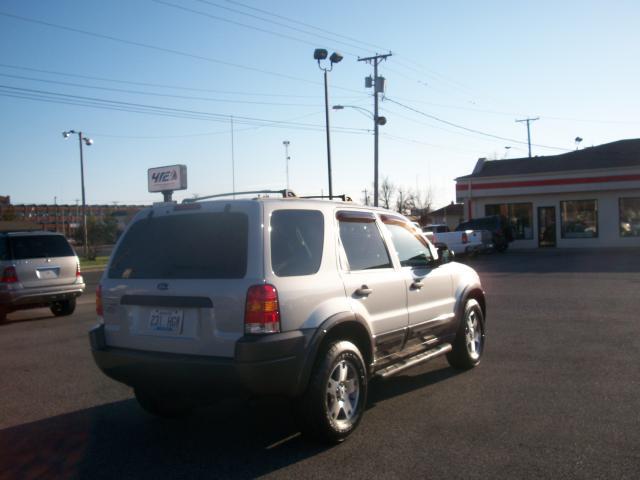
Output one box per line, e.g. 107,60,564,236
0,231,85,322
456,215,514,252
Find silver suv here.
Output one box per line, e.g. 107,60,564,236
90,194,486,443
0,231,85,322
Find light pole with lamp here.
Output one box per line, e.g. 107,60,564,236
62,130,93,258
333,104,387,206
314,48,343,199
282,140,291,191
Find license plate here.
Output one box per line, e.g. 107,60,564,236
37,268,59,279
149,309,183,334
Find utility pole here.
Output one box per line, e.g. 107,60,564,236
358,52,392,207
515,117,539,158
230,116,235,198
282,140,291,190
362,188,369,206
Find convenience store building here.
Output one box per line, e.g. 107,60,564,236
455,139,640,248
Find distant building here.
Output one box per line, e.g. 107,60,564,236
455,139,640,248
426,202,464,230
0,200,147,237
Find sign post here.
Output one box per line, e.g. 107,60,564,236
147,165,188,201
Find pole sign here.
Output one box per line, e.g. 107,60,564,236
147,164,188,193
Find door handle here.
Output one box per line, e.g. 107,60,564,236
355,285,373,297
410,280,424,290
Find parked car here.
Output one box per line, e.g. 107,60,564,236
90,194,486,443
0,231,85,322
422,224,492,256
456,215,514,252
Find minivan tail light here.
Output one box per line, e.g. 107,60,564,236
96,284,104,317
1,266,18,284
76,261,82,278
462,232,469,244
245,284,280,334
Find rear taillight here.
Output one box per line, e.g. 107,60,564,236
462,232,469,244
76,261,82,278
1,266,18,284
244,284,280,334
96,284,104,317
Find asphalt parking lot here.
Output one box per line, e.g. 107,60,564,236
1,249,639,479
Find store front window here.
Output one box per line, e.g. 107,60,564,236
485,203,533,240
560,200,598,238
619,197,640,237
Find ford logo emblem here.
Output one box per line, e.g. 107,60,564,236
157,283,169,291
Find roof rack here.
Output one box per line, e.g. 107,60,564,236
301,195,352,202
183,189,296,203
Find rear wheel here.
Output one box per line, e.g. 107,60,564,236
296,340,367,443
51,298,76,317
0,306,7,323
447,298,485,370
134,388,193,418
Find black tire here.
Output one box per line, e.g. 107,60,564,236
296,340,368,444
134,388,193,418
0,306,7,323
447,298,485,370
50,298,76,317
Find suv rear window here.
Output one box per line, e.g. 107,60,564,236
108,212,248,279
8,235,74,259
271,209,324,277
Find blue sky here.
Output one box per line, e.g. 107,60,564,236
1,0,638,208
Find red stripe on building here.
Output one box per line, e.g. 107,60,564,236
456,174,640,191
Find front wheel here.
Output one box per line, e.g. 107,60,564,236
51,298,76,317
296,340,368,443
447,298,485,370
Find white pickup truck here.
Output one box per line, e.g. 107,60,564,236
422,224,492,256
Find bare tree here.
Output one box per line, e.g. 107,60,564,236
413,187,433,212
395,186,414,214
379,177,395,209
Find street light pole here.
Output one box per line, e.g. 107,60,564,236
282,140,291,190
323,69,333,199
314,49,343,199
63,130,93,258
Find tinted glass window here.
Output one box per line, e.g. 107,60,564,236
383,220,433,268
108,212,248,279
0,237,8,261
560,200,598,238
619,197,640,237
8,235,74,259
338,213,391,271
271,209,324,277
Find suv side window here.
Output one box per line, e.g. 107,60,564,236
337,211,392,271
271,209,324,277
381,216,433,268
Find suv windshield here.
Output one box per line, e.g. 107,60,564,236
108,212,248,279
7,235,74,259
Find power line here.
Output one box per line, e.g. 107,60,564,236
151,0,359,57
384,98,568,152
0,62,360,99
0,11,362,94
0,84,371,133
223,0,390,52
0,72,326,107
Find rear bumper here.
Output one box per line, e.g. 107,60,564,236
0,283,84,308
89,324,313,398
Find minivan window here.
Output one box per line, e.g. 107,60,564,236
8,235,74,259
337,212,391,271
271,209,324,277
108,212,248,279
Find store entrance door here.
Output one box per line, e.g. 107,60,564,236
538,206,556,247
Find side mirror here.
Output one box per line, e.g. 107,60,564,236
436,243,454,264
